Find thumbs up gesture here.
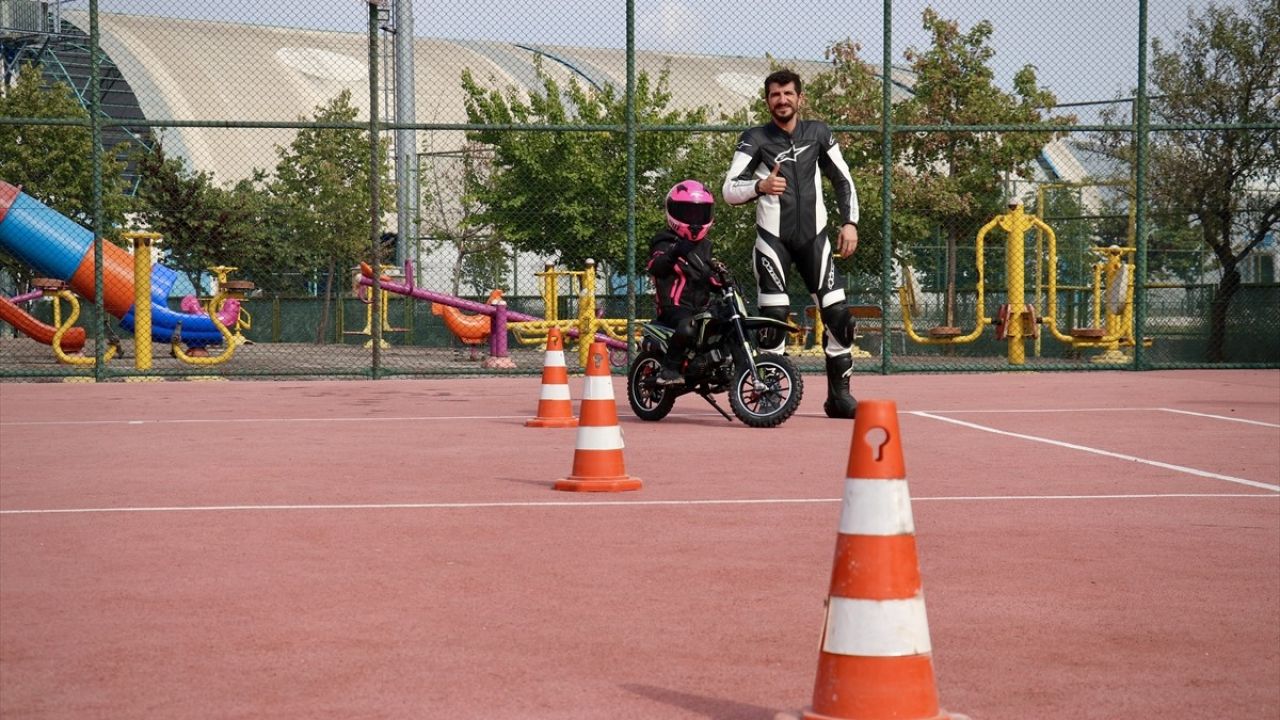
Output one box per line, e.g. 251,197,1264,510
757,162,786,196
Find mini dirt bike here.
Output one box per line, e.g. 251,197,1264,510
627,261,804,428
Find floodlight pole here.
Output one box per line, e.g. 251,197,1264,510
392,0,417,274
367,0,383,377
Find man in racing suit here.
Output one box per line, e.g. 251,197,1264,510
722,68,862,419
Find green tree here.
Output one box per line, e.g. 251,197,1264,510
894,10,1074,325
419,142,511,296
270,89,395,343
132,142,312,296
460,62,721,276
134,141,257,291
798,40,959,297
1142,0,1278,362
0,62,129,285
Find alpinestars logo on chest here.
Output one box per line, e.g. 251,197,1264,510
773,144,812,165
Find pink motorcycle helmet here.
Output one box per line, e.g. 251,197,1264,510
665,179,715,242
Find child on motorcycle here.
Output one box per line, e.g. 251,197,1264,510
645,179,721,386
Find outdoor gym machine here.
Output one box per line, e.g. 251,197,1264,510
37,276,118,367
172,265,255,366
899,198,1141,365
347,262,408,349
899,199,1050,365
208,265,253,347
1042,243,1138,364
33,228,164,368
509,259,634,367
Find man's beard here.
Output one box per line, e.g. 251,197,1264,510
770,105,794,123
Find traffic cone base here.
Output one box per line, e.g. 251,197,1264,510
528,418,578,428
553,476,643,492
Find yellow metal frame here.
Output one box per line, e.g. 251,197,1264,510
900,188,1144,365
899,214,996,348
124,231,162,370
349,263,406,349
509,259,642,366
1033,181,1138,362
1042,243,1138,363
208,265,253,347
899,203,1061,365
171,270,254,366
44,284,118,366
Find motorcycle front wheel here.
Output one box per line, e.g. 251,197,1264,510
626,349,678,421
729,353,804,428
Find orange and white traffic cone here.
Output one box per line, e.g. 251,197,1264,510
795,399,965,720
553,341,641,492
526,327,578,428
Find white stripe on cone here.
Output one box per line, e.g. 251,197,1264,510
823,595,933,657
539,384,572,401
575,425,625,451
838,478,916,536
543,350,566,367
582,375,616,400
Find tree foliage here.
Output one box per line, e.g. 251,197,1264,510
132,140,306,295
1153,0,1279,361
269,89,395,341
271,89,395,270
0,63,130,285
460,62,722,275
1096,0,1278,361
892,9,1074,321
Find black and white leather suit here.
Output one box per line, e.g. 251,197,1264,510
722,119,859,354
723,118,862,417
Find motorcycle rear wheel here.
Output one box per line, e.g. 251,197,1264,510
627,349,678,421
729,353,804,428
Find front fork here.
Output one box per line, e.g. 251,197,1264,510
729,314,764,388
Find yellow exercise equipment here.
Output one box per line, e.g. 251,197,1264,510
899,200,1052,365
171,270,255,366
509,259,640,367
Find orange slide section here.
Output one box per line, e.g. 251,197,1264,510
0,295,86,352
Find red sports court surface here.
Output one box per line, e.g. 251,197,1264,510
1,369,1277,719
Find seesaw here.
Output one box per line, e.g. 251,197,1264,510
356,261,630,369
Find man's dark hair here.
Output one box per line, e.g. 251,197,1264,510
763,69,803,96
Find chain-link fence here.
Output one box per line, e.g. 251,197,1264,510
1,0,1276,380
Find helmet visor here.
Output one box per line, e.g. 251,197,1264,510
668,200,714,227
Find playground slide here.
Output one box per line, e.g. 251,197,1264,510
0,295,86,352
0,180,227,345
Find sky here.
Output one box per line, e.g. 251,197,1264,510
72,0,1240,112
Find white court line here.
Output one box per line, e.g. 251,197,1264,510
0,493,1274,516
5,407,1275,428
1158,407,1280,428
0,412,738,428
910,411,1280,492
905,407,1159,414
0,415,524,425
